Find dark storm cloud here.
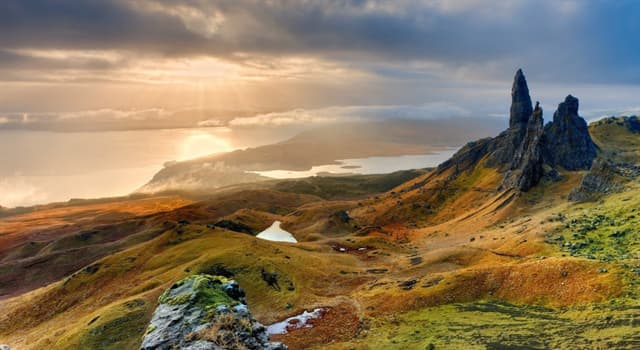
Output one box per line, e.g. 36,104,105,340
2,0,640,83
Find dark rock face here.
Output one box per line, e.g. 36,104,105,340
568,158,620,201
501,105,545,191
435,69,599,192
510,69,533,129
568,158,640,201
140,274,287,350
625,115,640,133
543,95,597,170
485,69,533,169
437,137,493,175
484,128,526,169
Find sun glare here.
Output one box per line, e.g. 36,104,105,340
177,130,233,161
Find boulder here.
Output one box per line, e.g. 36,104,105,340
140,274,287,350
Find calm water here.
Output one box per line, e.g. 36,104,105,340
0,127,293,207
0,128,458,208
252,149,459,179
256,221,298,243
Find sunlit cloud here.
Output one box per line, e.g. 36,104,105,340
134,0,226,38
0,175,49,207
1,0,640,125
225,103,470,127
177,130,233,160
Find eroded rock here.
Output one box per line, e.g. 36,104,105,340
510,68,534,129
140,274,286,350
543,95,597,170
568,158,636,201
501,103,545,191
437,69,598,193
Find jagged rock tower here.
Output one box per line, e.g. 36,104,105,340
543,95,597,170
437,68,597,192
502,102,545,191
510,68,534,129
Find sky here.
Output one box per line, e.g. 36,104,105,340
3,0,640,129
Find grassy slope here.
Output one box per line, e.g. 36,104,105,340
2,119,640,349
590,116,640,163
272,169,428,200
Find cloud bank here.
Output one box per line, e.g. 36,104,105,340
3,1,640,124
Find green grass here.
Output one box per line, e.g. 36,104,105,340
550,182,640,263
349,300,640,350
272,169,427,199
590,116,640,164
158,274,238,309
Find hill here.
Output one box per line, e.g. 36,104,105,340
137,119,502,194
2,70,640,349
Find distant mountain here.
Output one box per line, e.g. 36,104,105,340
138,118,504,194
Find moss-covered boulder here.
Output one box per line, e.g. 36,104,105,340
140,274,286,350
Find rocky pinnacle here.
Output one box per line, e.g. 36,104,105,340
510,69,533,129
543,95,597,170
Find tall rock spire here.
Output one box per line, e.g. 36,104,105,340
502,102,545,191
542,95,597,170
509,69,533,129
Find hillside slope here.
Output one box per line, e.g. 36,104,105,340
2,72,640,349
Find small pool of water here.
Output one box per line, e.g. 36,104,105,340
266,308,326,335
256,221,298,243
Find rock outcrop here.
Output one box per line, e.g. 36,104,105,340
484,69,534,169
510,68,534,129
568,158,621,201
622,115,640,133
568,158,640,201
543,95,597,170
501,103,545,191
140,274,287,350
437,69,598,192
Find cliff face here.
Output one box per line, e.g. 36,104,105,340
485,69,534,169
543,95,598,170
510,68,534,129
439,69,597,192
501,104,545,191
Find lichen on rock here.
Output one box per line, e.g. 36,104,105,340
140,274,287,350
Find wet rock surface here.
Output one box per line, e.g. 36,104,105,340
140,274,287,350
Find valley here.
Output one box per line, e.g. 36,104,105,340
2,71,640,349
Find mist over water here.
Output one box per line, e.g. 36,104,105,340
0,127,296,207
252,150,459,179
0,125,461,208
